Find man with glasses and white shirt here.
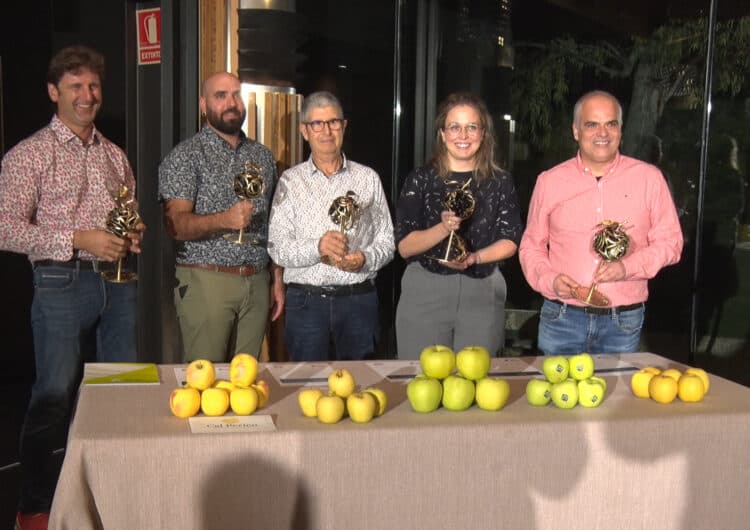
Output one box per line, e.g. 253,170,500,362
268,91,394,361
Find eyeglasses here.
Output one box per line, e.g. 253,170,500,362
303,118,346,132
444,123,482,137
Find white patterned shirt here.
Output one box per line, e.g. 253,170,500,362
268,156,395,286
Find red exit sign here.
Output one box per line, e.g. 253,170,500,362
136,8,161,65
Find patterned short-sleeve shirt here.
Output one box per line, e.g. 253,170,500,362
158,126,277,267
395,165,523,278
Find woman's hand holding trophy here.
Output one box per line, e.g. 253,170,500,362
431,178,476,267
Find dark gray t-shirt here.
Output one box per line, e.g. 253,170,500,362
158,126,277,267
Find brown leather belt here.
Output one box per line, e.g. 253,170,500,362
545,298,644,315
178,263,260,276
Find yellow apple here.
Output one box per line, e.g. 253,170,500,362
455,345,491,381
642,366,662,375
316,393,346,424
298,388,324,417
346,392,377,423
677,374,706,403
185,359,216,391
661,368,682,382
169,387,201,418
475,377,510,411
252,380,270,408
684,367,710,394
648,374,678,404
364,387,387,416
201,387,230,416
419,345,456,379
213,379,236,393
229,353,258,388
328,368,356,398
230,387,259,415
630,369,656,398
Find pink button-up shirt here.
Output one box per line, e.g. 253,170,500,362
0,115,136,262
519,152,683,306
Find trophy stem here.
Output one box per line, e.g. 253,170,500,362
443,231,455,261
237,227,244,244
116,259,123,282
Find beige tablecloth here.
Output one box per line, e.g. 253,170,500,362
49,353,750,530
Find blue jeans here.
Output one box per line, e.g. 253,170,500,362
284,287,378,361
19,264,137,512
537,299,644,355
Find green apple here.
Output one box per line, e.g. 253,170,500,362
346,392,377,423
420,345,456,380
550,379,578,409
316,392,346,424
475,377,510,411
406,376,443,413
441,375,475,411
455,345,491,381
542,356,569,383
328,368,356,398
568,353,595,380
577,378,605,408
525,378,552,406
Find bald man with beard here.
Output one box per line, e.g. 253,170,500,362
159,72,284,362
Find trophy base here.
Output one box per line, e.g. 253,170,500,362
425,255,468,266
572,285,610,307
101,271,138,283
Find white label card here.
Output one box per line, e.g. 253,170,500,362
188,415,277,434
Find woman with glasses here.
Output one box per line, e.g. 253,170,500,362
395,92,522,359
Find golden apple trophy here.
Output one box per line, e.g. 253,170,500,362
224,161,264,244
101,183,141,283
573,220,630,307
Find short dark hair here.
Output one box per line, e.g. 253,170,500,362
47,45,105,86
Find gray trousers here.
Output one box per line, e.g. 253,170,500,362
395,262,507,359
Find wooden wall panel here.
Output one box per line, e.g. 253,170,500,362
199,0,227,83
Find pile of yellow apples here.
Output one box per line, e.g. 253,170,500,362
297,368,387,424
407,345,510,413
525,353,607,408
630,366,710,404
169,354,270,418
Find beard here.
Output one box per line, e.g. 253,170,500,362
206,106,246,135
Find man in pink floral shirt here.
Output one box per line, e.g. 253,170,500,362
0,46,145,530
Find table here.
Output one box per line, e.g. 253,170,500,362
49,353,750,530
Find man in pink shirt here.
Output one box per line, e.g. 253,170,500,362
519,91,683,354
0,46,145,530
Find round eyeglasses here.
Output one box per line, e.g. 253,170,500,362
444,123,482,138
303,118,346,132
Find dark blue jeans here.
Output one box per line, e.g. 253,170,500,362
284,286,378,361
538,299,644,355
19,264,137,512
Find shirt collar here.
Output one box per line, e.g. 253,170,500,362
200,124,249,150
306,153,349,177
575,150,622,178
50,114,102,146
